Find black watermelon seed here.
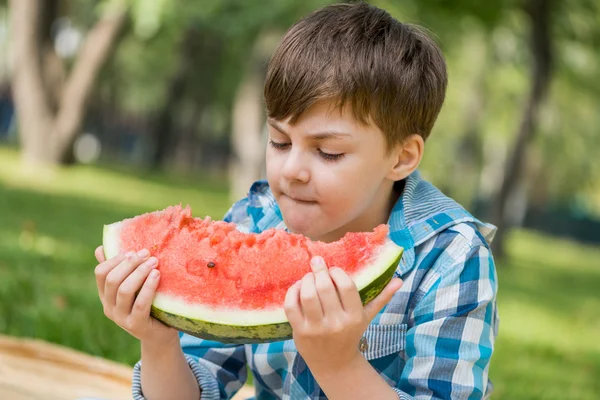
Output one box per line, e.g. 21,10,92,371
207,262,216,268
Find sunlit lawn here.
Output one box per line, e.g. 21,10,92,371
1,146,599,399
0,147,231,365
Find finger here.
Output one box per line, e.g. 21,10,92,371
310,256,343,316
329,267,362,312
95,252,127,299
284,281,303,327
300,272,324,322
115,256,158,318
104,249,151,308
130,269,161,321
95,246,106,263
364,278,403,321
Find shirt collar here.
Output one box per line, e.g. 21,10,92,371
388,170,497,274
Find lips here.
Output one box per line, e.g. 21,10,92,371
284,193,317,204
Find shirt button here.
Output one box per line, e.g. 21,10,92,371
358,337,368,352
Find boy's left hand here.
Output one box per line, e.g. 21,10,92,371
284,256,403,375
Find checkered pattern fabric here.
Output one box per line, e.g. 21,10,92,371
132,170,499,399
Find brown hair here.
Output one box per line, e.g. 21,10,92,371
264,2,448,149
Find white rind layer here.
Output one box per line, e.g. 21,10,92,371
103,222,123,260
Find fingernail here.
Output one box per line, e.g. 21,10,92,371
311,256,326,270
137,248,150,258
150,270,159,279
146,257,157,267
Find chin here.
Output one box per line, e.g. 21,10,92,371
283,217,314,237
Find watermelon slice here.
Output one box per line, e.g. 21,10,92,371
102,205,403,344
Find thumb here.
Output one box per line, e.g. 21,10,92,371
95,246,106,263
364,277,403,322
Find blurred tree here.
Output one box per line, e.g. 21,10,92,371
9,0,127,166
491,0,554,258
150,23,225,169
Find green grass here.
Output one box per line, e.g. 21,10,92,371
1,146,599,399
0,147,231,364
490,230,600,399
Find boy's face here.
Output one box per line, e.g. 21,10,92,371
266,99,400,243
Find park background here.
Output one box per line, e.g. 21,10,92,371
0,0,599,399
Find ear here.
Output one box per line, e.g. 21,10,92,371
386,135,424,181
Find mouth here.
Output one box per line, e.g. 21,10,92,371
284,193,318,204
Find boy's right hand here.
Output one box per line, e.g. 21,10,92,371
94,246,179,346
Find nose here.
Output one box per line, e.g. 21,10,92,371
281,148,310,183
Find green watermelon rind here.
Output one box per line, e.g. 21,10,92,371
149,308,294,344
102,222,403,344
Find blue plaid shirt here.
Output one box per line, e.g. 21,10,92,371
133,170,499,399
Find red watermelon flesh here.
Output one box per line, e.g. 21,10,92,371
116,205,390,310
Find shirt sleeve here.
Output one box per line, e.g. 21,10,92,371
132,333,248,400
223,197,251,228
395,241,499,399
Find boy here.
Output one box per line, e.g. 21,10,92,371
94,2,498,399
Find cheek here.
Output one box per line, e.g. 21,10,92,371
314,170,362,208
316,163,383,208
323,186,368,216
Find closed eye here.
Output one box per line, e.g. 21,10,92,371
269,140,290,150
318,149,344,162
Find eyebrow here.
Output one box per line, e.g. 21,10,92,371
267,120,352,140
